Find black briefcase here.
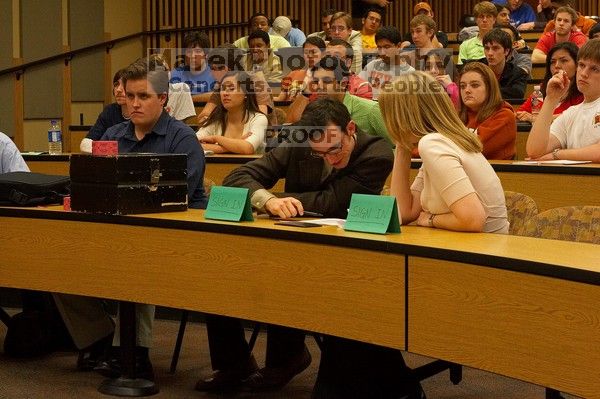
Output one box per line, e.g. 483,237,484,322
69,153,188,215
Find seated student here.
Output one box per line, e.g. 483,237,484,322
234,12,290,50
482,28,528,99
360,7,383,50
81,69,129,153
148,54,196,124
196,71,267,154
531,6,588,63
526,39,600,161
242,29,283,84
589,22,600,39
360,26,415,99
505,0,536,28
196,99,417,398
460,62,517,160
307,8,336,41
541,1,598,35
287,56,390,142
198,44,273,122
497,24,532,77
270,16,306,47
170,31,215,98
458,1,498,65
379,71,509,233
517,42,583,122
402,2,449,48
54,57,208,381
423,49,460,110
495,3,511,26
402,14,441,52
325,39,373,99
329,12,363,74
275,36,325,102
0,132,29,173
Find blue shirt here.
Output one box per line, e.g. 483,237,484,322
0,132,29,173
270,27,306,47
87,102,127,140
509,3,536,27
170,66,215,95
101,112,208,209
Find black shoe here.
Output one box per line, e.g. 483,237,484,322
76,334,113,371
243,346,312,391
195,355,258,392
94,346,154,381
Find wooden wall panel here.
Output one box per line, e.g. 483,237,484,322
144,0,599,47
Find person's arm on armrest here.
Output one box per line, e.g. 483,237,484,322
531,48,547,64
532,143,600,162
526,71,568,158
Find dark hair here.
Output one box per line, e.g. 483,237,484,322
248,29,270,46
207,43,245,71
112,68,127,86
300,98,352,141
183,31,211,50
311,55,351,84
495,4,509,14
249,12,269,27
542,42,581,100
200,71,262,132
122,58,169,103
497,23,522,42
375,26,402,45
482,28,512,51
321,8,336,18
588,22,600,39
327,38,354,60
363,7,384,20
304,36,326,50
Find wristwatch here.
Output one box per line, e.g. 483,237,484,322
552,148,560,160
428,213,436,228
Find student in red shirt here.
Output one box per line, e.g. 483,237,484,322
460,62,517,160
517,42,583,122
532,6,588,63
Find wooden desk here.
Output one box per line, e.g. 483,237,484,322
23,154,600,212
1,207,599,398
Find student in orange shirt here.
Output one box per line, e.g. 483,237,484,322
459,62,517,160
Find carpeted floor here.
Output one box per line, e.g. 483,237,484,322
0,314,582,398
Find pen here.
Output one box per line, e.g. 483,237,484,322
302,211,323,217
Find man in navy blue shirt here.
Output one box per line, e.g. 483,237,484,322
102,58,207,208
54,58,208,381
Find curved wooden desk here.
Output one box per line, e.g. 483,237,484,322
23,154,600,211
1,207,599,398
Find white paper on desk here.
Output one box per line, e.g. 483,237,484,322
512,160,592,165
20,151,45,155
204,150,214,156
304,218,346,228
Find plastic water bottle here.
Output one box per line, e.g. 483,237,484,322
531,85,543,117
48,120,62,155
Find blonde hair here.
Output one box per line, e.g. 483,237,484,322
378,71,482,153
459,62,503,123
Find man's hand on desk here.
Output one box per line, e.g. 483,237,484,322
265,197,304,219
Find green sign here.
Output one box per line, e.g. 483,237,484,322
204,186,254,222
344,194,401,234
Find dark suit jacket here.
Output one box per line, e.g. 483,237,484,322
223,131,394,219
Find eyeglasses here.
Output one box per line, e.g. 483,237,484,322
330,25,349,33
310,138,345,158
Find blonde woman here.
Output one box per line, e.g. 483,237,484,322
379,72,508,233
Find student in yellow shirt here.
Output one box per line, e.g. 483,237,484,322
360,8,383,50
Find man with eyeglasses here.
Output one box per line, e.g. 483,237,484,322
329,11,363,74
194,98,394,394
287,56,391,144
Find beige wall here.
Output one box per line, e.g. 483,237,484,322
105,0,144,87
71,102,104,127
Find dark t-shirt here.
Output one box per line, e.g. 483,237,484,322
86,103,127,141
